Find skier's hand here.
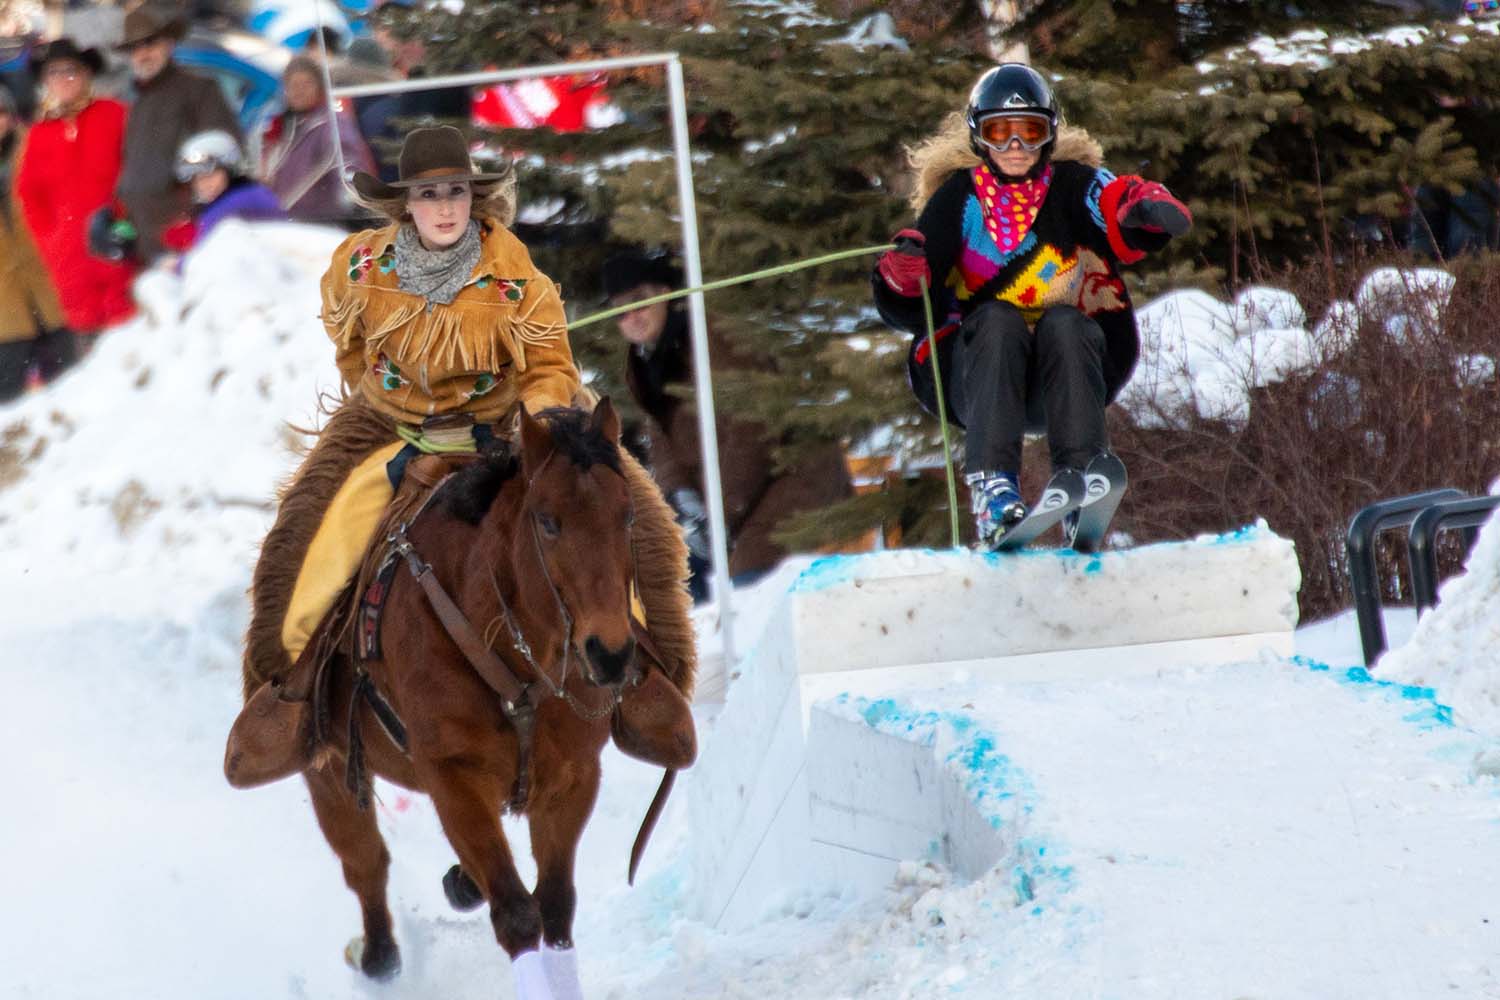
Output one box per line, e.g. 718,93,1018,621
877,229,931,297
669,487,711,561
1116,181,1193,237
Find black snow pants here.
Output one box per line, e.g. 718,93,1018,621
948,301,1107,477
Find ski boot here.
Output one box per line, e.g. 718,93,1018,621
966,471,1028,550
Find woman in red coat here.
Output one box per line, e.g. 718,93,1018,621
15,38,136,336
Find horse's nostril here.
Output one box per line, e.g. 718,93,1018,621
584,635,635,683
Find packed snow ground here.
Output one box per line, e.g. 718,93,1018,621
5,223,1500,998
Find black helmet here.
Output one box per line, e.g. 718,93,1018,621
965,63,1060,159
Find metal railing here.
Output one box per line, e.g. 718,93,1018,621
1408,494,1500,615
1345,487,1472,666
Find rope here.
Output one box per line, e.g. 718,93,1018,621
568,244,896,330
919,275,962,549
394,423,481,454
573,240,964,549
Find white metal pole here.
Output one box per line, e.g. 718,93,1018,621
310,0,348,185
330,53,688,100
666,56,736,666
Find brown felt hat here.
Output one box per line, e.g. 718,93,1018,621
115,5,187,50
351,125,508,201
31,37,106,78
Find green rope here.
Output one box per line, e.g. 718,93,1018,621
919,275,962,549
394,422,480,455
568,244,895,330
570,239,961,548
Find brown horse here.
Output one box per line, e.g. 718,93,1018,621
294,400,657,998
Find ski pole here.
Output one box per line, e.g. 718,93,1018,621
917,273,961,549
568,244,895,330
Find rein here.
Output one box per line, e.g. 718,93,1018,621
381,452,638,811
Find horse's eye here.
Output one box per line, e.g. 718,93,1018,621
536,513,560,539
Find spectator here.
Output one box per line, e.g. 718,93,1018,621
1408,180,1500,259
602,250,854,599
0,84,71,401
260,56,375,225
360,5,469,181
301,25,345,59
160,130,284,255
113,4,240,262
14,38,135,342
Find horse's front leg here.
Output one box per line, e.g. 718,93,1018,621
304,762,401,980
422,761,553,998
528,753,602,1000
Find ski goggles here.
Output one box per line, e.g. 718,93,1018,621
1464,0,1499,14
977,113,1053,153
175,155,223,182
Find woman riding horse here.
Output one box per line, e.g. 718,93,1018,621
229,126,696,997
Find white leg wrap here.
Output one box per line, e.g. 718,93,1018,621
511,950,556,1000
542,945,585,1000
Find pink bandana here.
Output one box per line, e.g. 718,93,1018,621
972,162,1052,256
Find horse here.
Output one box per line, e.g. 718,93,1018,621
287,399,659,999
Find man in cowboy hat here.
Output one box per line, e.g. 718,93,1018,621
111,3,240,262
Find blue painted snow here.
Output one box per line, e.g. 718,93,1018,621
790,523,1274,594
1290,654,1458,732
833,693,1073,907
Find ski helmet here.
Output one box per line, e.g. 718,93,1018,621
174,129,247,183
965,63,1060,162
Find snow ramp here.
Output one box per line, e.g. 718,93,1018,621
685,529,1500,995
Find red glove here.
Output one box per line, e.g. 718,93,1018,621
1116,181,1193,237
877,228,931,297
161,217,199,254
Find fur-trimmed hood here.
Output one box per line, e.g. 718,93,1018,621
906,112,1104,212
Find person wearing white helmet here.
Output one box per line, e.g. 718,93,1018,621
159,130,284,254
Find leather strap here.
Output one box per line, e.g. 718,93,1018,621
391,529,529,710
628,769,676,886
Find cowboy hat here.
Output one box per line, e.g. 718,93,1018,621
31,37,105,78
351,125,509,201
114,5,187,50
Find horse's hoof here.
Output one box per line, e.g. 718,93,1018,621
345,935,402,980
443,863,485,912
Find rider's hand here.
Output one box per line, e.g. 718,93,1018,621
668,488,711,561
877,228,931,297
1116,180,1193,237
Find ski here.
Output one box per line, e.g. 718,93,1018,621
994,467,1086,552
1067,452,1128,554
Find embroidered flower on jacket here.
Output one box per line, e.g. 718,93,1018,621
465,373,498,399
376,244,397,274
474,275,528,302
348,245,375,282
372,353,409,391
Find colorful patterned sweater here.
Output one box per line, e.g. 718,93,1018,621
873,158,1168,422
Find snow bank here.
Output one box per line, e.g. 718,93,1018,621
1122,268,1470,430
1379,479,1500,735
0,221,344,622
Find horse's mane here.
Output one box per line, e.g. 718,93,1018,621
440,409,621,525
442,443,520,525
534,407,622,475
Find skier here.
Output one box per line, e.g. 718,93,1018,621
159,130,284,254
873,63,1192,551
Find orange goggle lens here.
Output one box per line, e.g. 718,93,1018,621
979,114,1052,149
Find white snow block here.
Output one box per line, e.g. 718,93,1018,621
688,526,1300,928
788,525,1300,675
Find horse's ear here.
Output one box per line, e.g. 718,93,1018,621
590,396,621,445
518,403,554,470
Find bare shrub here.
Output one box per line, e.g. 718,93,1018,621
1110,250,1500,621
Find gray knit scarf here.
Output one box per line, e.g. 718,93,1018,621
395,220,482,305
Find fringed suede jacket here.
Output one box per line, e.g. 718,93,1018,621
874,126,1170,423
321,220,580,424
